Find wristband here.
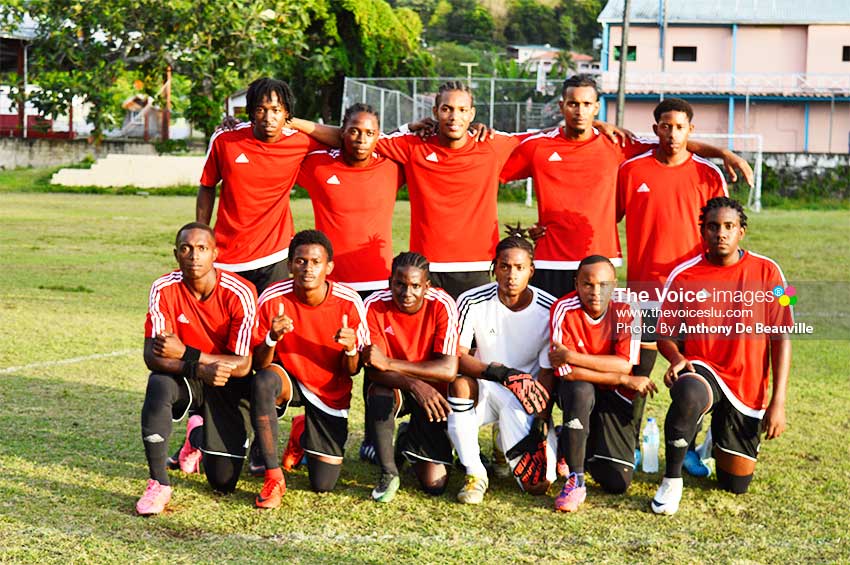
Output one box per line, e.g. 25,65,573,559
265,331,279,348
181,346,201,363
344,348,357,357
181,360,197,379
397,123,410,135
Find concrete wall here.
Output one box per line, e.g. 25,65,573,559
0,137,156,170
735,25,807,74
806,25,850,74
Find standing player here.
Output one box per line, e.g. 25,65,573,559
500,74,752,299
197,77,324,294
361,252,459,502
448,233,558,504
617,97,728,476
549,255,657,512
249,230,368,508
651,197,792,515
295,102,404,464
137,223,257,515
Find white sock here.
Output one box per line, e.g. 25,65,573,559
447,397,487,478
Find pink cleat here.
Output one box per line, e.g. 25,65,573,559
556,457,569,479
178,415,204,473
136,479,173,515
554,473,586,513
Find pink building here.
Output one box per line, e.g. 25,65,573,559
598,1,850,152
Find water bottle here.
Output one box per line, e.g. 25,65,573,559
642,417,660,473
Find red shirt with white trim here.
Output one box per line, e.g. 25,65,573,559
376,132,519,269
617,151,727,294
256,280,368,410
658,251,793,412
145,269,257,357
500,129,653,267
296,150,402,290
364,288,459,395
550,291,641,398
200,124,323,270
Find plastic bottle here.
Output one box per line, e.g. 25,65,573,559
642,417,660,473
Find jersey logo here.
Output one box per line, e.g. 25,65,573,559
425,152,439,163
384,325,395,336
326,175,341,185
696,288,710,301
488,328,497,336
178,313,190,324
577,339,584,348
637,182,650,193
235,153,250,164
548,151,562,162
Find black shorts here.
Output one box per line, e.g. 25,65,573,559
531,268,576,299
585,388,640,469
681,361,762,461
275,367,348,461
395,389,453,466
236,258,290,295
177,375,252,459
429,271,491,300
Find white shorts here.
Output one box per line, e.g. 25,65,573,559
476,380,557,485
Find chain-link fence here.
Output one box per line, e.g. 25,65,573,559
341,77,565,133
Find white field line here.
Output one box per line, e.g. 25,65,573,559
0,349,134,375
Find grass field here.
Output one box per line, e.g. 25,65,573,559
1,192,849,564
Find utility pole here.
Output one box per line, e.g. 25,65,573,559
616,0,632,127
161,65,172,141
459,62,478,85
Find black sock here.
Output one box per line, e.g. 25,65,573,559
559,380,594,475
307,457,341,492
367,393,398,476
664,376,710,478
141,373,189,486
251,369,283,470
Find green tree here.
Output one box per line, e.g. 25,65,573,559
428,0,494,43
503,0,560,46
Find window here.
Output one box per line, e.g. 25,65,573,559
673,46,698,62
843,46,850,62
613,45,637,61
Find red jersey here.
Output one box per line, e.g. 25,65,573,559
377,131,519,270
658,251,793,413
145,269,257,357
550,292,640,398
364,288,459,395
256,280,368,410
200,123,323,270
617,151,727,296
500,128,654,268
296,150,403,291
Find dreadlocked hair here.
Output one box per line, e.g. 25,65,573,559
436,80,474,107
246,77,295,123
699,196,748,229
342,102,379,127
391,252,431,282
495,222,534,259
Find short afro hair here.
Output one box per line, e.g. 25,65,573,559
288,229,333,262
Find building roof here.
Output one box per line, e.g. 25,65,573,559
0,14,37,41
598,0,850,25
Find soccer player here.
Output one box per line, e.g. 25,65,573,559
448,233,558,504
549,255,657,512
616,97,728,476
296,103,403,295
137,222,257,515
197,77,323,294
651,197,792,515
248,230,368,508
500,74,753,299
361,252,459,502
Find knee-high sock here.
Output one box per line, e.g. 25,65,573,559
664,376,711,478
251,369,283,470
141,373,188,486
367,393,398,476
447,397,486,478
559,380,595,475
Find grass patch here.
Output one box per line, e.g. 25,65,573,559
1,193,849,562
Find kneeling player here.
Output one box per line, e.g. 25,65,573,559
250,230,367,508
362,252,459,502
448,234,558,504
651,197,792,515
549,256,657,512
137,223,257,515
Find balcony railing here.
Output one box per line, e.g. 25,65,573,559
599,71,850,96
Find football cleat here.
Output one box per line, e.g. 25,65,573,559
371,473,400,503
255,476,286,509
282,414,306,471
359,440,378,465
651,477,683,515
248,441,266,477
554,473,586,513
177,415,203,474
683,450,711,478
457,474,489,505
556,457,569,479
136,479,172,516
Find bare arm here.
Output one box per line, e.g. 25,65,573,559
144,337,247,384
366,367,452,422
657,338,695,388
687,140,754,187
563,365,657,397
288,117,342,148
196,184,216,224
457,346,488,378
549,342,631,374
363,346,458,384
763,336,791,440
